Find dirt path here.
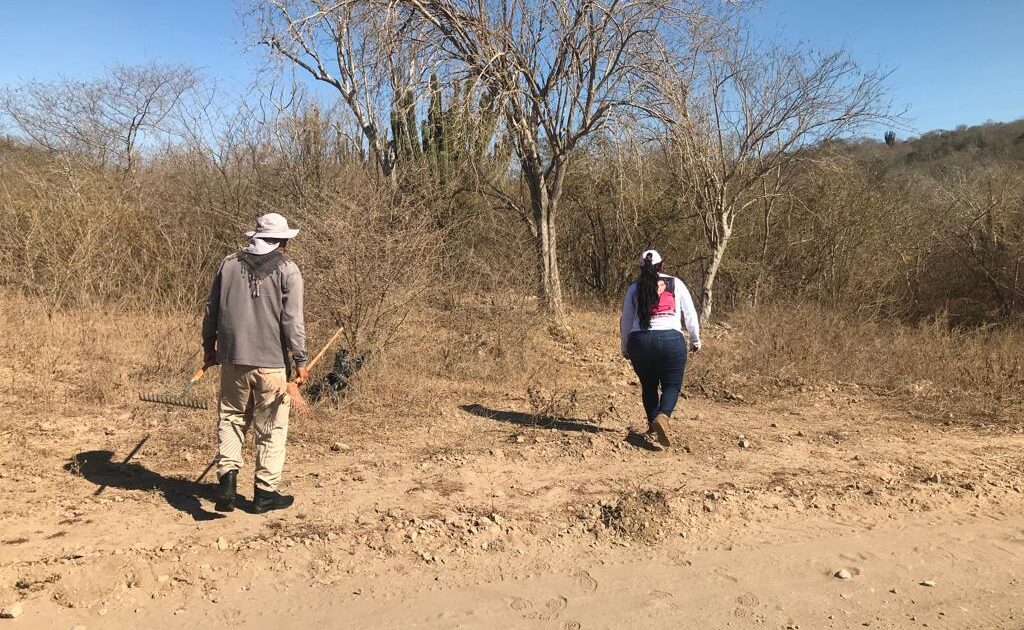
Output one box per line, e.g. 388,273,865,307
2,350,1024,628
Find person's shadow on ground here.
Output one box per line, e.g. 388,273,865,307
460,404,616,434
66,450,227,522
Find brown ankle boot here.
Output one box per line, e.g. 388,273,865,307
649,413,672,448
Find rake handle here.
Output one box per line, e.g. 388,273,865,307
302,326,346,374
280,326,345,412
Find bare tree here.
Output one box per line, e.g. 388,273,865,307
250,0,434,177
663,32,895,321
0,63,197,174
391,0,710,323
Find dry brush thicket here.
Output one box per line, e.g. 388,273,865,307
1,4,1022,427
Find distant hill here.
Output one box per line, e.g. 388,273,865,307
846,118,1024,165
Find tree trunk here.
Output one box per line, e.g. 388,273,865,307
526,163,568,325
700,229,731,323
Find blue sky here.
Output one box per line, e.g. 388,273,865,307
1,0,1021,136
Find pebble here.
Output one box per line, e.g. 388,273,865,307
920,580,936,587
796,431,805,437
890,587,899,594
160,542,175,551
331,442,350,452
514,435,525,444
217,537,229,551
834,569,853,580
0,603,24,619
738,439,751,449
770,422,778,428
157,575,170,583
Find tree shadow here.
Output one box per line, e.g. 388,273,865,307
460,404,615,434
66,450,227,522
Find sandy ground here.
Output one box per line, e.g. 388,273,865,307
2,333,1023,629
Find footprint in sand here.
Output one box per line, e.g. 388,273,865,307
536,596,568,622
509,597,533,613
572,568,599,593
510,596,567,622
733,592,761,619
648,589,678,610
735,592,760,607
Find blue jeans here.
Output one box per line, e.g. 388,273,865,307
627,330,688,423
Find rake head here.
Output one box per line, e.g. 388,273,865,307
139,392,209,410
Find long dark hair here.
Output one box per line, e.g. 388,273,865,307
635,253,663,330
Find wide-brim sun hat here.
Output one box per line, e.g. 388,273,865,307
245,212,299,239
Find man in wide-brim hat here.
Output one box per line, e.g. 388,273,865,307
202,212,309,514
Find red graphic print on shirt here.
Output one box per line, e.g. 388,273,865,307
651,277,677,318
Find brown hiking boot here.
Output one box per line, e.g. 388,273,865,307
649,413,672,448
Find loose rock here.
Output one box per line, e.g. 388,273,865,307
738,439,751,449
217,537,229,551
331,442,350,452
834,569,853,580
920,580,936,587
0,603,24,619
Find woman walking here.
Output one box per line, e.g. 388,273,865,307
619,250,702,449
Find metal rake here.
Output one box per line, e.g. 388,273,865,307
139,367,210,410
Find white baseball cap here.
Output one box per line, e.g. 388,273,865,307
640,249,662,266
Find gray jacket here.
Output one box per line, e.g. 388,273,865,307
202,252,308,369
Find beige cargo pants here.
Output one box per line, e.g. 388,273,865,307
216,364,291,492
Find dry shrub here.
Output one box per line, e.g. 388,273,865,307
691,301,1024,422
294,174,447,360
0,150,236,312
527,384,580,424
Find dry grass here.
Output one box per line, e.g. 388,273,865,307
5,293,1022,470
691,301,1024,423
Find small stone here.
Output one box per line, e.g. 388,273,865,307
796,430,805,437
514,435,525,444
0,603,24,619
157,575,170,583
920,580,936,587
925,473,941,484
160,542,175,551
770,422,778,428
890,587,899,594
331,442,350,452
834,569,853,580
217,537,229,551
738,439,751,449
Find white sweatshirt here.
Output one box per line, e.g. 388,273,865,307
619,274,702,356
